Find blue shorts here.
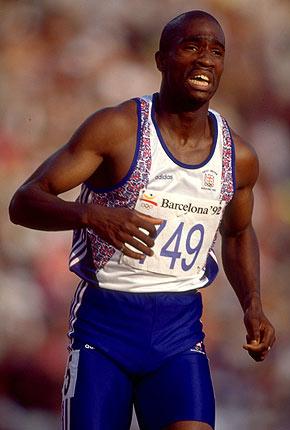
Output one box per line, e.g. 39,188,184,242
62,281,215,429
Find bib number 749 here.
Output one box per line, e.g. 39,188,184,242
140,220,204,272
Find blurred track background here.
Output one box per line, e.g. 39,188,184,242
1,0,290,429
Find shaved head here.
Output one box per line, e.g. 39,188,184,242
159,10,224,53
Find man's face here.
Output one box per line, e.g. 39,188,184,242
157,17,225,105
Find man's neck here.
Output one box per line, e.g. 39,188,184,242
155,91,211,146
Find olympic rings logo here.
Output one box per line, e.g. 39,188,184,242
140,202,154,210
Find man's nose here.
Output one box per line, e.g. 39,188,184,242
195,49,214,67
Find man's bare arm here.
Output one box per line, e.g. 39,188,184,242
220,133,275,361
9,101,162,259
9,105,116,231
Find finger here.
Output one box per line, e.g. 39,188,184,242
243,343,268,353
119,225,154,254
243,343,272,365
247,321,275,356
118,217,158,245
249,345,272,361
243,340,267,353
259,345,272,359
249,351,266,362
245,319,261,345
136,221,161,239
121,242,146,260
260,325,276,350
135,213,163,238
243,345,267,362
136,211,163,225
243,336,260,350
125,236,154,257
132,229,155,249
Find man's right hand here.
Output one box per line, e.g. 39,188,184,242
86,205,163,259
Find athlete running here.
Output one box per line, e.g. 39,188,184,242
9,10,275,430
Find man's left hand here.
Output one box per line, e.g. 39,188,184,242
243,304,276,361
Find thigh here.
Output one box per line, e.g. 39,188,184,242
134,347,215,430
62,344,133,430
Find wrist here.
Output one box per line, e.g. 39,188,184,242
242,292,262,313
81,203,107,229
80,203,93,228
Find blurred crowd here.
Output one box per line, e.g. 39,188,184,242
1,0,290,429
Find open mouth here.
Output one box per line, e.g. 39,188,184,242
188,74,210,88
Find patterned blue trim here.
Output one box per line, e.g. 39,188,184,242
151,93,218,169
228,124,236,194
70,246,98,285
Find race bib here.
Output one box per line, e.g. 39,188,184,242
121,189,225,277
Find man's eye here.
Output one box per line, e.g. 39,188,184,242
212,49,223,56
185,45,198,52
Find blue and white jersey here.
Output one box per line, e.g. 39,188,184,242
69,93,235,292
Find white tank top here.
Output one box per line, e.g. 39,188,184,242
69,93,235,292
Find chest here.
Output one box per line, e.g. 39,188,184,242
147,128,223,202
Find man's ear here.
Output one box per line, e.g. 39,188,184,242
155,51,167,72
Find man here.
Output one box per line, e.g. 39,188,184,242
9,10,275,430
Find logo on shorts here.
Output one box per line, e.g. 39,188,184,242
85,344,95,350
190,341,206,355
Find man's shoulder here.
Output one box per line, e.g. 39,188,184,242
76,98,140,154
89,98,138,132
231,129,258,165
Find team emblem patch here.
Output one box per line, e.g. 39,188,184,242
204,173,215,188
201,170,217,191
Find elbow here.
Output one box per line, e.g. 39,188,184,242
9,191,22,225
9,187,29,225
